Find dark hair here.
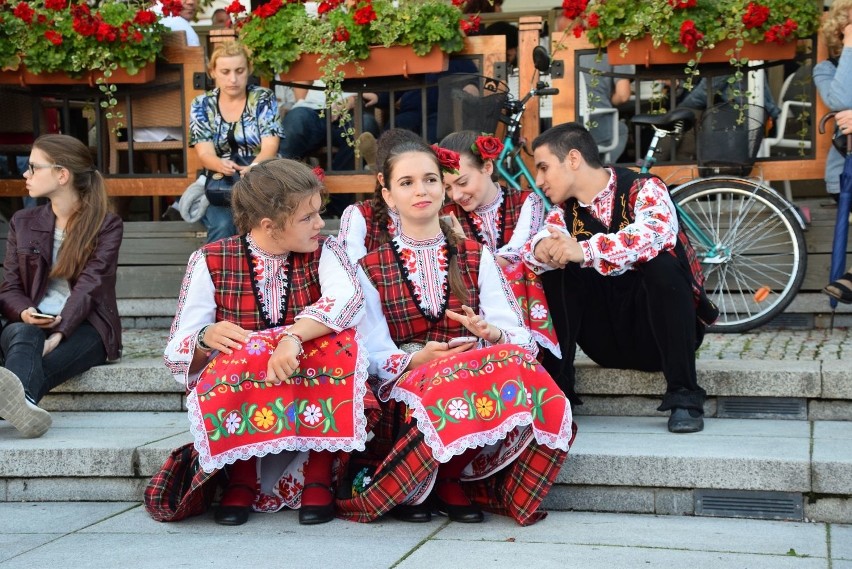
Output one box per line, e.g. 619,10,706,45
371,128,423,245
484,21,518,50
33,134,109,281
382,139,469,306
231,158,327,234
464,0,503,14
438,129,497,181
531,122,602,168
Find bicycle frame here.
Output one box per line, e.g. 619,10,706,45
495,83,558,212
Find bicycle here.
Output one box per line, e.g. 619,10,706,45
631,108,808,332
494,48,807,332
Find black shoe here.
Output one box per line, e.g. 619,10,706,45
298,482,335,525
389,503,432,523
434,496,484,523
214,505,251,526
668,408,704,433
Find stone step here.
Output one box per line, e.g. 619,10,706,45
1,412,849,523
38,329,851,418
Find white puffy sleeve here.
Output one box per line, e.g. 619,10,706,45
295,237,365,331
478,247,538,357
337,204,369,265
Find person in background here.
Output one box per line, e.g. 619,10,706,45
0,134,122,438
337,138,574,525
813,0,852,202
189,41,283,242
155,0,200,46
211,7,231,29
160,159,369,526
337,128,422,264
528,122,716,434
578,53,633,163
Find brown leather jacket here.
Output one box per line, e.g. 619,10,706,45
0,204,123,361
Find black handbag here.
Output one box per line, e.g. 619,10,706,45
204,153,253,207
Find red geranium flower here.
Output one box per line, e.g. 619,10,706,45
44,0,65,10
225,0,245,15
460,14,480,34
159,0,183,18
742,2,770,29
668,0,697,8
353,4,376,26
562,0,588,21
678,19,703,50
44,29,63,45
333,25,350,42
13,2,34,24
133,10,158,26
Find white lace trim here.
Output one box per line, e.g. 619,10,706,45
187,328,372,473
532,332,562,359
388,383,574,464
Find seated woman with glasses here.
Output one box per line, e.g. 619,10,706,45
0,134,123,438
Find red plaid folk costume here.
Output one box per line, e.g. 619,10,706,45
336,233,574,526
442,187,561,358
152,235,377,519
338,199,400,263
536,167,713,412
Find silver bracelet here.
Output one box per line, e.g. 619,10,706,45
281,331,304,357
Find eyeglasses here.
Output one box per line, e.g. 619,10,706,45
26,163,63,175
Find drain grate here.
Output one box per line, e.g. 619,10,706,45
716,397,807,420
695,489,803,521
761,313,813,330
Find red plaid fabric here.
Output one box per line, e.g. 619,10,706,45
336,401,576,525
442,187,530,248
204,235,323,328
355,201,393,253
360,239,482,343
144,443,223,522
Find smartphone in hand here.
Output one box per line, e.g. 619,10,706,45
448,336,478,348
30,312,56,320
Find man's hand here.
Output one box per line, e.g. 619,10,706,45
534,226,583,268
42,332,62,356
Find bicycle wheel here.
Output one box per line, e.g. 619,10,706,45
672,178,807,333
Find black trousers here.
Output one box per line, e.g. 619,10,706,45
540,251,706,412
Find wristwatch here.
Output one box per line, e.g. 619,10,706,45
197,325,214,352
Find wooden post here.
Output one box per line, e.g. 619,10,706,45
517,15,543,174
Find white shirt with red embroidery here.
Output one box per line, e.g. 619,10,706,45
523,168,678,276
468,189,547,266
338,202,400,264
164,236,363,389
357,231,535,400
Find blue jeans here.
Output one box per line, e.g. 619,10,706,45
0,321,107,403
280,106,380,172
201,204,237,243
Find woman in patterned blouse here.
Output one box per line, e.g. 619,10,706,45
189,41,283,243
158,159,370,526
337,139,575,526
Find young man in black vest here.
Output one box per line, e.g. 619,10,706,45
526,122,716,433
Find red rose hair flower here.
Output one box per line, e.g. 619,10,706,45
432,145,460,175
312,166,326,183
472,135,504,161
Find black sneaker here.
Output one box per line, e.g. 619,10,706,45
667,408,704,434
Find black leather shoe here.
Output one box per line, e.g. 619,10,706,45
390,503,432,523
668,408,704,433
435,497,484,523
214,505,251,526
298,482,335,525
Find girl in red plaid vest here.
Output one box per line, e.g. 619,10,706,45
161,159,370,526
339,139,575,526
337,128,422,264
437,130,561,359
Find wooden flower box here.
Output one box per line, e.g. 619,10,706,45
282,45,448,81
0,62,157,87
607,36,797,67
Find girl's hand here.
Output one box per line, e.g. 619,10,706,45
445,304,492,339
265,338,301,384
21,308,62,329
42,332,62,356
198,322,250,355
409,340,474,369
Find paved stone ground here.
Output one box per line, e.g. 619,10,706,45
122,328,852,362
